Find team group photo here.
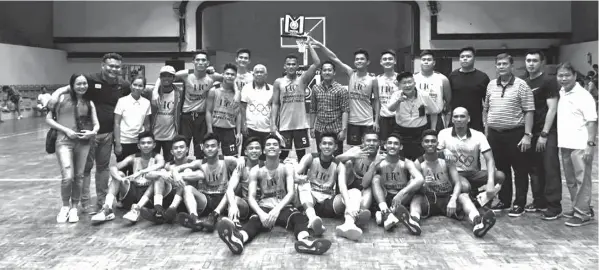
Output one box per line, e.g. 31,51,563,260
0,1,597,269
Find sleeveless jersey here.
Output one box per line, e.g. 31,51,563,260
278,76,309,131
235,72,254,93
257,163,288,209
308,153,339,202
414,72,445,113
165,157,196,171
350,155,375,187
183,72,214,113
377,74,400,118
238,159,265,199
198,157,234,195
417,154,453,196
212,87,240,129
131,152,158,186
153,90,177,141
348,72,376,125
379,157,409,195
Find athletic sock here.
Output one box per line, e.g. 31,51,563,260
344,214,355,225
105,194,116,209
378,203,389,212
411,212,421,221
305,208,316,220
240,231,249,243
154,195,163,206
469,211,479,224
297,231,309,240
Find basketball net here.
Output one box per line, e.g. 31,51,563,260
295,37,307,53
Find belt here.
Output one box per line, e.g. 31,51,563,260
182,111,205,119
489,126,523,133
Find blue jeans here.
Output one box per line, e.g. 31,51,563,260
529,132,562,212
55,133,91,206
560,148,594,219
81,132,113,210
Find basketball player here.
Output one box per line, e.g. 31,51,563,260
154,50,217,159
311,40,380,145
175,134,245,232
371,133,424,234
413,129,497,238
271,38,321,162
377,50,400,149
206,63,242,157
150,66,181,162
414,50,451,130
215,135,332,255
139,135,197,224
234,48,254,93
91,131,165,224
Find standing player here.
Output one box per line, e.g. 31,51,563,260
371,133,424,234
206,63,242,157
312,40,380,145
151,66,182,162
234,48,254,93
414,50,451,130
215,135,332,255
377,50,400,149
271,38,321,162
412,129,497,238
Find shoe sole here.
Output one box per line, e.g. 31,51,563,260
177,213,193,228
491,208,510,213
164,208,177,224
565,220,594,227
395,205,421,235
541,214,561,221
474,211,496,238
355,210,371,228
335,226,362,241
91,214,115,224
217,218,244,255
294,238,332,255
140,208,163,224
310,217,325,236
508,212,524,217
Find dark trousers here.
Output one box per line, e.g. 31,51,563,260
396,125,427,161
180,112,207,159
116,143,139,175
529,132,562,212
487,127,530,207
315,130,344,156
154,140,173,162
242,206,309,243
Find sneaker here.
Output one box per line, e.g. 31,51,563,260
308,216,325,236
565,216,593,227
472,210,496,238
123,204,141,223
491,202,510,212
394,205,421,235
562,210,574,218
163,207,178,224
56,206,70,223
87,206,100,216
154,205,165,219
294,236,332,255
140,207,163,224
354,209,371,228
91,206,115,223
541,210,562,221
508,205,525,217
375,211,383,226
217,217,245,255
67,208,79,223
382,209,400,231
335,223,363,241
525,203,548,212
198,211,220,232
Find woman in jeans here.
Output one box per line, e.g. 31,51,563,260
46,74,99,223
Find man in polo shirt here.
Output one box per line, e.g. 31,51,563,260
414,50,451,131
438,107,505,206
310,60,350,156
50,53,131,214
523,50,561,220
448,47,490,132
387,72,439,160
556,62,597,227
241,64,273,159
483,53,535,215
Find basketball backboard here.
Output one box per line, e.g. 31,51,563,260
280,16,326,49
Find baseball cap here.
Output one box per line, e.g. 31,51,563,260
160,65,176,75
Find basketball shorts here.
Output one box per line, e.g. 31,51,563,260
280,129,310,150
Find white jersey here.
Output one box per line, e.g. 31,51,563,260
414,72,445,114
377,74,399,118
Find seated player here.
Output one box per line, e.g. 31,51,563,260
215,135,332,255
140,135,197,224
295,132,366,241
438,107,505,208
371,133,424,234
91,131,165,223
176,133,245,232
412,129,497,237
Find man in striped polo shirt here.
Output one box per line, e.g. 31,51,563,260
483,53,535,214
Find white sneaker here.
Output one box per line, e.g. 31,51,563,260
68,208,79,223
91,207,115,223
335,223,362,241
57,206,70,223
123,204,140,223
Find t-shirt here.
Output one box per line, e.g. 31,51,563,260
153,90,177,141
241,82,273,132
83,72,131,134
448,69,490,130
524,73,559,134
114,95,152,144
437,127,490,172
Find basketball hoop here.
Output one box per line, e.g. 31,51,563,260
295,36,308,53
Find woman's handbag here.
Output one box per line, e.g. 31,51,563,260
45,108,58,154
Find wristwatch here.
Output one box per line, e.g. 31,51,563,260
524,132,532,137
588,141,597,147
540,132,548,138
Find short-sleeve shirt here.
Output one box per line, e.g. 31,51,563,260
524,73,559,134
114,95,151,144
241,82,273,132
484,76,535,130
438,127,490,172
557,84,598,150
83,72,131,134
389,90,439,127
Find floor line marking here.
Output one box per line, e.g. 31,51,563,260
0,178,61,182
0,129,46,140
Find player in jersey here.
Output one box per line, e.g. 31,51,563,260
153,50,218,159
412,129,497,237
371,133,424,234
139,135,197,224
311,40,380,145
91,131,165,224
414,51,451,130
271,38,321,162
215,135,332,255
233,48,254,93
175,133,245,232
206,63,242,157
377,50,401,150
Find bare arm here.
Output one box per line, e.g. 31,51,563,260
113,114,122,149
371,165,386,207
299,41,321,86
138,154,166,174
248,167,268,216
482,150,497,188
542,98,557,134
312,39,353,75
372,79,380,124
295,153,314,176
172,159,203,173
89,101,100,134
447,162,462,199
110,155,135,181
270,79,281,132
441,75,452,111
273,164,297,210
226,169,241,208
45,102,75,135
240,102,248,132
524,111,534,134
205,89,216,134
336,163,350,207
404,160,425,193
